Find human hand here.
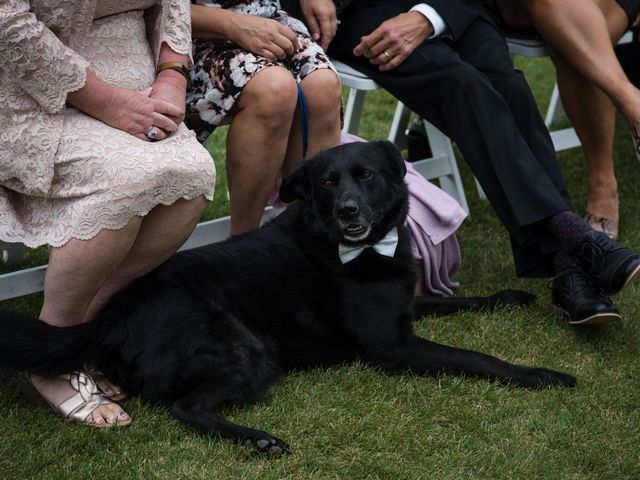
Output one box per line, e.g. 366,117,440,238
66,69,181,141
352,12,433,71
96,86,181,142
150,69,187,126
300,0,338,50
229,13,299,60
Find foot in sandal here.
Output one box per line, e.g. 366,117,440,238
23,371,131,427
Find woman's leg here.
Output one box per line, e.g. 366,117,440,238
552,53,619,228
34,196,208,425
516,0,640,124
497,0,630,235
283,69,342,173
34,219,143,426
226,67,298,235
84,197,209,320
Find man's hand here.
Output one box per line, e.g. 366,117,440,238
229,14,299,60
300,0,338,50
353,12,433,71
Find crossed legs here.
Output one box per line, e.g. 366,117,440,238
497,0,637,235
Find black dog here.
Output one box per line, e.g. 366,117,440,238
0,141,575,454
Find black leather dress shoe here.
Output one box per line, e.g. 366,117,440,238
551,269,621,325
573,230,640,296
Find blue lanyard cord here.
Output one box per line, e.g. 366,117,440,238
297,85,309,158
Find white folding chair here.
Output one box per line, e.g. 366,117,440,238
333,59,470,214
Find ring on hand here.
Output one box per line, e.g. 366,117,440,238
147,126,159,141
383,51,391,60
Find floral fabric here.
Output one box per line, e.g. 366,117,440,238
186,0,336,141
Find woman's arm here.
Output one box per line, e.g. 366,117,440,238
191,4,299,60
0,0,89,114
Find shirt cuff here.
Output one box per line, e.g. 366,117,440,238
410,4,447,38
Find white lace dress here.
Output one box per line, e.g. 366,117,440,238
0,0,216,248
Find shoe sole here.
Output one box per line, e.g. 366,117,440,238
551,304,622,325
605,262,640,296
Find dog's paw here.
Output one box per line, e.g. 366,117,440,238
245,435,290,455
516,366,577,389
489,289,537,307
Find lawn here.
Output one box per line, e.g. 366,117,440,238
0,57,639,480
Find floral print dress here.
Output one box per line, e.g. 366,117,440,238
186,0,336,141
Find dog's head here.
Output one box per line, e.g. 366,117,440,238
280,141,408,245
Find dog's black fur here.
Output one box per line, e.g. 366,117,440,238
0,141,575,454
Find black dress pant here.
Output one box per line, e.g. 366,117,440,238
328,2,573,277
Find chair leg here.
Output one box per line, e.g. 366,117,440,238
423,121,470,215
387,102,412,149
342,88,368,134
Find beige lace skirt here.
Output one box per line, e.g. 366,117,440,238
0,10,216,248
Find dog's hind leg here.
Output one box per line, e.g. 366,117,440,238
170,387,290,455
369,336,576,389
412,289,537,317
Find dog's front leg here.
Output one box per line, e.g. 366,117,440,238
366,335,576,389
170,388,290,454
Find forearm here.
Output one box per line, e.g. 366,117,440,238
191,4,238,40
66,69,116,118
157,42,188,90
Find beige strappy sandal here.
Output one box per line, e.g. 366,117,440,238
21,371,132,428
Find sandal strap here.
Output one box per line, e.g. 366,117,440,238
57,371,113,422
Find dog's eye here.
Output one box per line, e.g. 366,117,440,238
321,179,333,189
360,170,374,181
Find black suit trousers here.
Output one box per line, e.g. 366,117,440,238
328,2,573,277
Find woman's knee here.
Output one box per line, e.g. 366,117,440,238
300,69,342,118
237,67,298,124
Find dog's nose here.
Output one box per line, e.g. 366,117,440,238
336,199,359,218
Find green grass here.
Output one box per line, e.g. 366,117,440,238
1,57,640,479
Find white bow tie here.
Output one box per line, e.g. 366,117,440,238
338,227,399,264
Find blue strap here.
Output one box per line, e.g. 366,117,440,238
297,85,309,158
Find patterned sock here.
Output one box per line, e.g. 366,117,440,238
553,251,579,275
545,210,592,253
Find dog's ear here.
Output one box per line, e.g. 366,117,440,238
280,160,312,203
375,140,406,182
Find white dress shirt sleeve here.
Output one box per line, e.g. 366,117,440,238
410,3,448,38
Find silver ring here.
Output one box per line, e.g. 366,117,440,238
383,51,391,60
147,126,159,141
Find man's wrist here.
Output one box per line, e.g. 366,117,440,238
410,4,446,38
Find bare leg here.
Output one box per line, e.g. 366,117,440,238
283,69,342,173
517,0,640,125
226,67,298,235
33,196,208,425
34,219,143,425
552,53,619,224
84,197,209,319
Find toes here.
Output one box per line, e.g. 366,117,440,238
87,405,131,426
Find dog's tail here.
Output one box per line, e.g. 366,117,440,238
0,307,99,376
